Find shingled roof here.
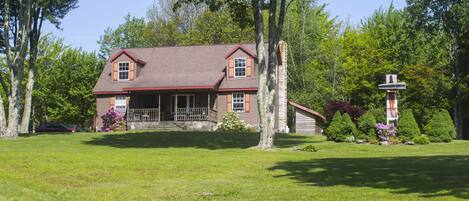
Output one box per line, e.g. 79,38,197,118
93,44,260,94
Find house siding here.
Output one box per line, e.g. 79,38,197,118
96,95,113,130
217,91,259,128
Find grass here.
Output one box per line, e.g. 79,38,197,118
0,131,468,201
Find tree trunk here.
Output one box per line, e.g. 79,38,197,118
5,66,23,137
252,0,273,149
253,0,287,149
450,35,464,139
453,50,463,139
20,7,42,134
0,90,6,136
20,54,36,133
2,0,32,138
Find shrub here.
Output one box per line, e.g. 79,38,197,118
101,108,126,132
216,112,248,132
368,107,386,123
440,109,456,139
324,111,343,141
300,144,318,152
423,110,453,143
325,101,365,122
397,109,421,142
413,135,430,145
376,123,396,142
357,112,377,140
337,113,358,142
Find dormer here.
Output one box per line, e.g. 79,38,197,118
224,45,256,79
109,49,146,81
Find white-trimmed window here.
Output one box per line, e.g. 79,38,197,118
118,62,130,80
115,95,127,114
234,58,246,77
232,93,245,112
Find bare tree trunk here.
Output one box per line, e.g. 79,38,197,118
6,67,23,137
252,0,271,149
20,6,42,134
254,0,287,149
20,53,36,133
2,0,32,137
449,35,464,139
0,90,6,136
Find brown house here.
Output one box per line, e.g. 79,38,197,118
93,42,289,132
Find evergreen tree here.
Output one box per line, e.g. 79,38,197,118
440,109,456,139
424,111,453,143
357,111,377,140
338,113,358,142
397,109,421,142
325,111,343,141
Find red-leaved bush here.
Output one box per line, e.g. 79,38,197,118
325,101,365,122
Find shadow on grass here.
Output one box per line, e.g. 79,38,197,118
269,155,469,199
84,131,313,149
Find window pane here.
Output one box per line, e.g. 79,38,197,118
232,93,244,112
234,58,246,77
118,62,130,80
115,96,127,114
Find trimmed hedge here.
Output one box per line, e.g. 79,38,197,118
397,109,421,142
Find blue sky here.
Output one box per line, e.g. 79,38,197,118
42,0,407,52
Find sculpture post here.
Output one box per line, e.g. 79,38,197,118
378,74,406,127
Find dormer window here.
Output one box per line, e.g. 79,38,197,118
234,58,246,77
118,62,130,81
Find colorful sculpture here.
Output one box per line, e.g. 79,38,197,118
378,74,406,126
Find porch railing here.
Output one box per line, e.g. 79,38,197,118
175,108,217,122
127,108,160,122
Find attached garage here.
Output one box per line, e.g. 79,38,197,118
289,101,326,135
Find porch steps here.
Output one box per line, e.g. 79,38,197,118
153,122,186,131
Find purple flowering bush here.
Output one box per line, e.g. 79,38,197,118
101,108,126,132
376,123,396,142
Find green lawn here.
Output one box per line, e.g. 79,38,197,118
0,131,468,201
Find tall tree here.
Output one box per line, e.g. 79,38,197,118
407,0,469,138
98,14,150,58
0,0,32,137
20,0,78,133
176,0,288,149
33,36,104,128
285,0,344,113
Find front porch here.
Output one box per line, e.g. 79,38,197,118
125,92,218,130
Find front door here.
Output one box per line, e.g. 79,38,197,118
171,94,195,113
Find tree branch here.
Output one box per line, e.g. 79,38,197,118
3,0,11,63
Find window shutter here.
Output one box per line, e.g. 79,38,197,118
130,62,135,81
228,58,234,78
227,94,232,112
245,94,250,113
110,96,115,109
113,63,118,81
246,58,253,77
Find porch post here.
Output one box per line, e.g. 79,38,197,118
175,95,178,121
208,93,210,110
208,93,211,121
158,94,161,122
